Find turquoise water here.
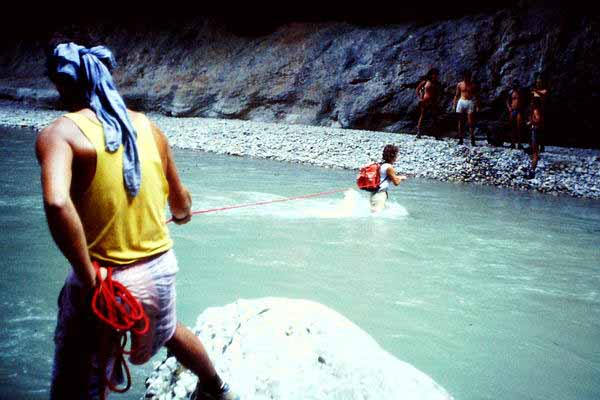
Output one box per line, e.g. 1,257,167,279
1,125,599,400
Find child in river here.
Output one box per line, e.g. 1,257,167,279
370,144,408,212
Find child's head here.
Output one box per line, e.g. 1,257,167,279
462,69,472,82
382,144,399,163
427,68,439,81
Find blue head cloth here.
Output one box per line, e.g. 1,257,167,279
51,42,140,197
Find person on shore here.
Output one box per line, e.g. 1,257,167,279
452,70,479,146
415,68,441,139
370,144,407,213
507,81,525,149
526,98,544,178
38,41,239,400
531,74,549,152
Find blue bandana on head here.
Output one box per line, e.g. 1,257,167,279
51,42,140,197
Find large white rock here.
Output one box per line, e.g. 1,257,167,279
145,298,452,400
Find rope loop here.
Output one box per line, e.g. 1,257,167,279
90,261,149,395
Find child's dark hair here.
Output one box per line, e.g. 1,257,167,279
426,68,439,80
382,144,399,163
462,69,472,81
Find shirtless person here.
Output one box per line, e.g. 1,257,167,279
452,70,479,146
416,68,441,139
507,82,525,149
531,74,549,152
526,98,544,178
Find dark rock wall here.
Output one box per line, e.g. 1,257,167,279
1,5,598,147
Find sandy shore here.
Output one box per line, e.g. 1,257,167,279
1,100,598,199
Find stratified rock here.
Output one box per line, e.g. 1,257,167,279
144,298,453,400
0,6,598,148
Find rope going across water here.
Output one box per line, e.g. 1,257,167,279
166,187,352,223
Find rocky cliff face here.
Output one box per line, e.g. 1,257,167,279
0,5,597,147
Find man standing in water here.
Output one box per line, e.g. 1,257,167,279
415,68,441,139
370,144,407,212
37,41,239,399
507,81,525,149
452,70,479,146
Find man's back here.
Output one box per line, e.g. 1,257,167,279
36,108,178,265
423,80,439,100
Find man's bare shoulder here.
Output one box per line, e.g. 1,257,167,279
127,109,144,121
36,117,79,146
35,117,79,160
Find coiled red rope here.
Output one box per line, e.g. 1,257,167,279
166,187,351,223
91,261,149,395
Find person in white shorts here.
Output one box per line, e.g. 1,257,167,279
370,144,408,212
39,37,239,400
452,70,479,146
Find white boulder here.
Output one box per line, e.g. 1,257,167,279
145,298,452,400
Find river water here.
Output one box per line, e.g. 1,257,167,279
1,125,599,400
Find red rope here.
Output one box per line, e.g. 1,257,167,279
167,187,351,223
91,261,149,395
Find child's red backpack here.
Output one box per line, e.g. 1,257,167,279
356,163,381,192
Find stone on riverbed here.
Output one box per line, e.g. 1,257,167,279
144,298,453,400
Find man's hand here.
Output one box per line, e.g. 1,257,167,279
171,213,192,225
80,263,97,291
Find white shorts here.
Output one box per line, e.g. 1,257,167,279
50,250,179,399
456,98,475,114
370,191,388,212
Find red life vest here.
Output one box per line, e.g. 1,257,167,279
356,163,381,192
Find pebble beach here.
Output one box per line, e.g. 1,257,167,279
1,100,598,199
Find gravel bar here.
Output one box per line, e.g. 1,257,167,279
1,100,598,199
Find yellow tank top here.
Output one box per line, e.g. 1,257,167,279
64,112,173,265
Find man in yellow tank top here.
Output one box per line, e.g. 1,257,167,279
37,40,239,399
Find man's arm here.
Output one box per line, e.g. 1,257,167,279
452,83,460,110
36,121,96,289
150,121,192,225
416,80,426,99
386,166,407,186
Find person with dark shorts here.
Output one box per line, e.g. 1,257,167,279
531,74,549,152
507,81,525,149
527,98,544,178
416,68,441,139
